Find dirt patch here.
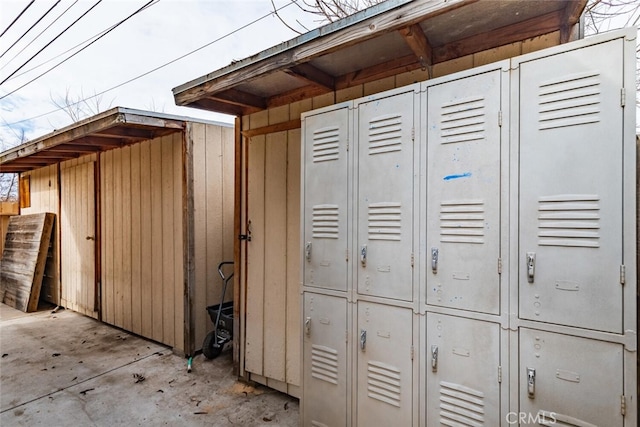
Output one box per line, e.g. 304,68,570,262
228,382,264,396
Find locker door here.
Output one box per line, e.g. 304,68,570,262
303,293,348,426
426,70,502,314
519,328,624,426
303,106,350,291
357,91,415,301
426,313,501,426
518,39,624,333
357,302,413,426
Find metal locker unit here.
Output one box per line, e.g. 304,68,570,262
519,328,624,426
303,103,352,292
425,313,502,426
356,301,415,426
511,28,637,426
302,292,350,427
517,36,626,334
354,87,420,302
424,65,507,315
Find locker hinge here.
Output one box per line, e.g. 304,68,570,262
345,330,348,343
345,249,349,263
620,88,626,107
410,346,414,360
621,395,626,416
411,127,415,141
620,265,626,285
498,366,502,383
411,253,414,268
498,111,503,127
498,258,502,274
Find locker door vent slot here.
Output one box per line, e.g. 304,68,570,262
537,195,600,248
312,127,340,163
440,200,485,244
439,95,486,144
537,71,601,130
439,381,485,425
367,361,402,407
312,205,339,239
368,203,402,241
310,421,329,427
368,114,403,155
310,345,339,385
538,410,597,427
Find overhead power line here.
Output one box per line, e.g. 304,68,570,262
1,0,299,126
0,0,36,39
0,0,158,100
0,1,63,60
0,0,103,85
0,1,80,72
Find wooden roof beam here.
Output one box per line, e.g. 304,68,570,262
215,89,267,110
44,144,102,153
93,127,156,140
561,0,587,43
285,64,335,90
398,24,433,75
432,10,564,63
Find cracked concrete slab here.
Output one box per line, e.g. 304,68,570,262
0,304,299,426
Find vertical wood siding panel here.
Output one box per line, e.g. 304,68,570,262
161,135,176,347
121,146,133,332
130,144,142,335
140,140,153,338
113,148,124,327
263,132,287,382
103,151,114,324
151,138,164,342
221,126,235,296
173,132,184,352
286,129,301,386
206,125,223,338
192,123,208,350
81,163,89,314
245,135,266,375
87,162,96,314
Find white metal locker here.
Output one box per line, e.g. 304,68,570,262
426,313,501,426
519,328,624,426
426,69,503,315
356,301,414,426
303,292,349,426
356,89,417,301
303,104,351,292
517,38,625,333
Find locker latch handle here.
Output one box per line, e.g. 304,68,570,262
305,242,312,262
526,252,535,283
360,329,367,350
431,345,438,372
304,317,311,335
431,248,439,274
360,245,367,267
527,367,536,398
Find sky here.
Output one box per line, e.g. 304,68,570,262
0,0,322,147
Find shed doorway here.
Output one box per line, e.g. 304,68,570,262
60,161,98,319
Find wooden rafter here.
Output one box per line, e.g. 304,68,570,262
285,64,335,90
398,24,433,71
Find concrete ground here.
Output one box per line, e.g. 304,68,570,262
0,303,299,426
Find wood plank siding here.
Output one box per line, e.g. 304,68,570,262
100,133,184,351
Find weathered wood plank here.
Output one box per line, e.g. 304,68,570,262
173,131,184,352
286,129,301,387
121,145,133,331
151,137,164,342
130,143,142,336
263,132,287,382
161,134,175,346
245,135,266,376
140,140,153,338
192,123,207,352
0,212,55,312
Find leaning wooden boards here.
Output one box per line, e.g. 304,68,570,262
0,213,55,312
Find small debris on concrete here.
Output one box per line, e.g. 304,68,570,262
2,353,8,358
79,388,94,395
284,402,289,410
133,373,146,383
194,411,208,415
157,390,164,393
52,353,60,357
263,413,275,422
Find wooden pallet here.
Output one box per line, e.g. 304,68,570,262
0,213,55,312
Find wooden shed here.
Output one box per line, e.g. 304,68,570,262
0,108,234,355
172,0,591,398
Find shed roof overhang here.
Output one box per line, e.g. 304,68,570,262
0,107,189,173
172,0,587,117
